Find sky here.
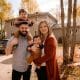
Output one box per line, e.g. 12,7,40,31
37,0,60,11
7,0,80,17
7,0,21,17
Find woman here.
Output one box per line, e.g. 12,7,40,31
34,21,60,80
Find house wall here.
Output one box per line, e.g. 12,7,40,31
53,27,80,44
4,13,57,38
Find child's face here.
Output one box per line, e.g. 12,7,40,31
19,12,28,19
33,37,41,44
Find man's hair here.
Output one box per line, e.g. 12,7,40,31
19,9,27,15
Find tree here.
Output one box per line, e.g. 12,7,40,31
0,0,11,39
66,0,72,63
60,1,72,79
60,0,72,65
0,0,11,20
21,0,39,14
70,0,77,62
60,0,67,65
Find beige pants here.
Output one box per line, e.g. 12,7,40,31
30,62,38,80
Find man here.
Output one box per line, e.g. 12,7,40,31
5,19,32,80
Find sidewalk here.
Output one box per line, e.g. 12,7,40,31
0,55,12,80
0,54,38,80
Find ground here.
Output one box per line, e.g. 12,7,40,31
0,55,12,80
0,46,80,80
0,54,38,80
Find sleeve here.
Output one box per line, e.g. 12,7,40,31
34,37,56,65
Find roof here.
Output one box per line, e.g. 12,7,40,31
5,12,57,23
28,12,57,23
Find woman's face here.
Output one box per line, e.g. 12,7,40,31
39,22,48,35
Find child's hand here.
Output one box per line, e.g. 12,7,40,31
27,47,31,51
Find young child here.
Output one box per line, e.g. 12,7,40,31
27,35,44,64
26,35,44,79
15,9,33,27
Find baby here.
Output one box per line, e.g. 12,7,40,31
27,35,44,64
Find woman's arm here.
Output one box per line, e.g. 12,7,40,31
34,38,56,65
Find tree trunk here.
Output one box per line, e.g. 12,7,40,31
60,0,68,65
66,0,72,63
61,0,72,65
70,0,77,62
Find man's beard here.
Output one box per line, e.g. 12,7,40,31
19,31,27,37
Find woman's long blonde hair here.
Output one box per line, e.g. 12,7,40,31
38,20,57,46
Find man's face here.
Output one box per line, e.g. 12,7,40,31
19,12,28,19
19,24,29,36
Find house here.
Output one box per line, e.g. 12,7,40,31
4,12,57,39
52,24,80,44
4,12,80,43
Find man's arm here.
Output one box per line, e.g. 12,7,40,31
5,43,13,55
5,37,18,55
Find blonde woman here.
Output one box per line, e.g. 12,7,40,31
33,21,60,80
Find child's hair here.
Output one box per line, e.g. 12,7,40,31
33,35,40,41
19,9,27,15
